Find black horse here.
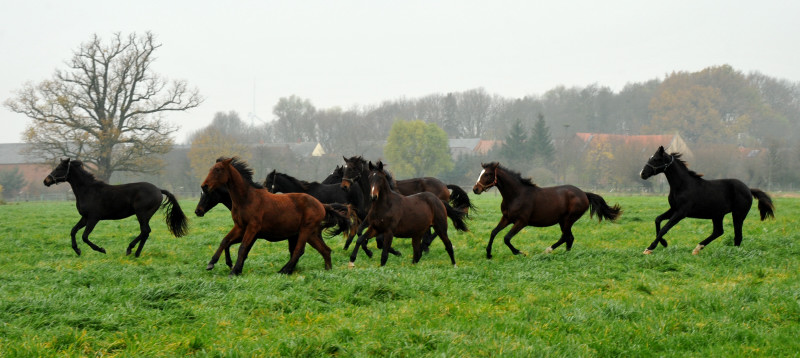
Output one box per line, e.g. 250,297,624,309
640,146,775,254
194,158,299,268
43,158,188,257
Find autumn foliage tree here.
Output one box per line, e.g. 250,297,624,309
4,32,202,181
384,120,453,178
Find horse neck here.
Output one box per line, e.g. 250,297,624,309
662,161,696,190
494,169,529,198
277,175,305,193
66,167,101,194
225,166,255,205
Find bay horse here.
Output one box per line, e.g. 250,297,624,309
340,155,474,251
264,169,374,256
348,161,468,267
194,158,299,269
43,158,188,257
640,146,775,255
201,158,351,275
473,162,621,258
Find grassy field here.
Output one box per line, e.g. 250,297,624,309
0,194,798,357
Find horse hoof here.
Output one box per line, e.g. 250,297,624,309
642,249,653,255
453,264,458,268
544,247,554,254
486,254,492,260
692,245,704,255
99,248,106,254
125,249,132,256
348,262,355,269
206,263,215,270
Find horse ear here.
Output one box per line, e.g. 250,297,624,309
657,146,665,153
343,156,348,162
376,161,384,171
368,161,375,171
222,157,234,166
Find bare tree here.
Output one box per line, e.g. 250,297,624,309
5,32,202,181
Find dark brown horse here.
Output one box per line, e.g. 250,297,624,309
348,161,468,267
640,146,775,254
473,162,621,258
43,158,188,257
201,158,351,275
340,155,474,251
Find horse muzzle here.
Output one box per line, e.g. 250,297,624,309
43,176,54,187
194,207,206,217
639,168,652,180
472,184,484,195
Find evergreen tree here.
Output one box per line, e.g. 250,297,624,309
529,113,555,164
499,119,529,168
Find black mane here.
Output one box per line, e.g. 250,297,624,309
487,162,537,188
670,152,703,179
217,157,262,188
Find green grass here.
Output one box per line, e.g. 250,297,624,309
0,195,798,357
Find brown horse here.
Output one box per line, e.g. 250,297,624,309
201,158,351,275
473,162,621,258
348,161,468,267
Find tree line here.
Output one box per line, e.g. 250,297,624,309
6,32,800,196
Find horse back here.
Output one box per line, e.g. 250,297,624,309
240,191,325,236
503,185,588,227
79,182,163,220
392,192,441,237
397,177,449,201
675,178,752,219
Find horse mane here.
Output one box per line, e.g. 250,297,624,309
670,152,704,179
69,160,104,184
216,157,263,188
489,162,537,188
275,171,312,191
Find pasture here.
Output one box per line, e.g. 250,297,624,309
0,194,798,357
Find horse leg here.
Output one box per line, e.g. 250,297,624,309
694,217,724,255
411,234,423,263
546,221,576,253
69,217,87,256
344,218,369,250
486,216,511,259
80,219,106,254
279,229,313,275
380,232,395,266
654,208,675,248
305,231,333,270
207,226,243,270
223,236,245,268
287,236,299,257
732,212,746,247
348,228,377,267
420,228,439,253
231,228,259,276
131,212,156,257
502,221,528,256
644,212,686,254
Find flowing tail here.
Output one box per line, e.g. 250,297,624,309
161,190,189,237
444,201,469,232
322,203,353,237
750,189,775,220
447,184,477,216
585,192,622,222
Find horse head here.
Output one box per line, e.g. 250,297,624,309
640,146,674,179
473,162,500,194
367,160,389,201
201,157,235,193
341,155,366,191
44,158,79,186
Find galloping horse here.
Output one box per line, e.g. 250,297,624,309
43,158,188,257
473,162,621,258
194,158,299,269
264,170,375,256
348,161,468,267
201,158,351,275
340,155,474,251
640,146,774,254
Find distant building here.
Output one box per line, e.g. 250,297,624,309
0,143,70,199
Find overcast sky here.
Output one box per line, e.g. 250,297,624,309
1,0,798,144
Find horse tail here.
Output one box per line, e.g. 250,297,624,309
443,201,469,232
585,192,622,222
447,184,477,216
322,203,353,237
750,189,775,220
161,190,189,237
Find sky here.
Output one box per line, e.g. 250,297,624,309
1,0,799,144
